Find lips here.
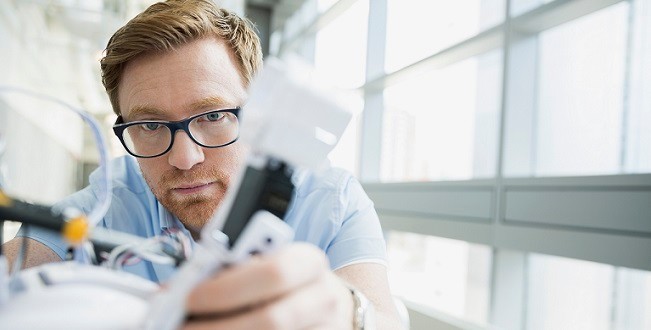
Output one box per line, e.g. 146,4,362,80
172,181,216,194
175,181,212,189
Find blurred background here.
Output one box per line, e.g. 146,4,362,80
0,0,650,329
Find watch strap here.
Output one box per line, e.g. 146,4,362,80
347,285,375,330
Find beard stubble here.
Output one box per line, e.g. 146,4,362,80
144,165,229,234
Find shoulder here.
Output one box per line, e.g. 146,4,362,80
57,156,154,228
89,155,148,195
289,168,386,270
293,167,372,211
292,167,358,198
289,167,372,227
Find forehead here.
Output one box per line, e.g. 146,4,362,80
118,37,248,120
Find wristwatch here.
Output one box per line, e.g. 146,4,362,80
349,286,375,330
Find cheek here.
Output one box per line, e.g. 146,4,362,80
205,143,247,171
136,158,166,185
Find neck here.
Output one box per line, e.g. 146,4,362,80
190,229,201,241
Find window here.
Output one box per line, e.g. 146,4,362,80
625,0,651,173
317,0,339,13
533,3,628,177
503,2,651,177
614,267,651,329
381,51,502,182
526,254,614,330
526,254,651,330
387,231,492,325
385,0,505,73
313,0,369,173
314,0,368,89
511,0,558,16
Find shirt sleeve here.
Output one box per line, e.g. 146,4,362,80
325,173,387,270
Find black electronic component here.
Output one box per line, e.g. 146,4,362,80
220,158,295,248
0,196,66,232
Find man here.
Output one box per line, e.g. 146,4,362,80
3,0,402,328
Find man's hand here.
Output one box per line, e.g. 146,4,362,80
183,243,355,330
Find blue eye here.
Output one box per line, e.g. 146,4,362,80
205,112,224,121
142,123,162,131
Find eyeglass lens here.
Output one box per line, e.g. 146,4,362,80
121,111,238,157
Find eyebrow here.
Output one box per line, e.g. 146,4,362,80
190,96,233,110
126,96,234,121
126,106,164,121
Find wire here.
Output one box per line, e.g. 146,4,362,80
0,86,113,265
20,226,28,270
0,86,112,228
163,228,193,261
104,233,191,270
10,225,28,276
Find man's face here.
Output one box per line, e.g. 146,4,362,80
118,37,248,235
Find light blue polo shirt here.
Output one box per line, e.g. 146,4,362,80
18,156,386,283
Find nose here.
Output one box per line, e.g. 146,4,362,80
167,131,205,170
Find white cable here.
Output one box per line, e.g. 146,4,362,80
0,86,112,227
0,86,112,265
105,235,184,270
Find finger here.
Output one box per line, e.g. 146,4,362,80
183,272,352,330
186,242,330,315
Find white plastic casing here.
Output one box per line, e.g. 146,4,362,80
0,262,158,329
241,57,353,170
225,210,294,262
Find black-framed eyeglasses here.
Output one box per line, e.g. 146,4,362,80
112,108,240,158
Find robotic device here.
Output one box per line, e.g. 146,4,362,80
0,57,352,329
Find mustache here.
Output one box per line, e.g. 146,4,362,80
159,165,229,190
